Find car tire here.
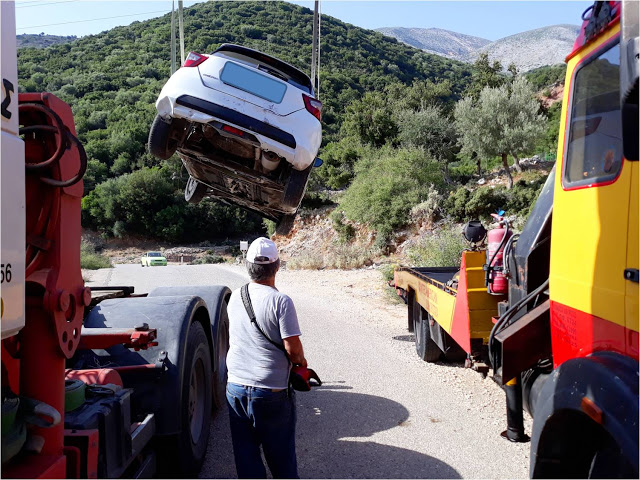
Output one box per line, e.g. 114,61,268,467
184,176,207,204
275,214,296,235
282,165,312,209
149,115,178,160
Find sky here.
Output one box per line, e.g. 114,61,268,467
14,0,587,41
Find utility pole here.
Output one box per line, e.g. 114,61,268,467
170,0,176,74
310,0,320,98
178,0,185,65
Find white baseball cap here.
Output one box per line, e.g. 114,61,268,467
246,237,279,264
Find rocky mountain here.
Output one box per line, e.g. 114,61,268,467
465,24,580,72
376,24,580,72
375,27,490,62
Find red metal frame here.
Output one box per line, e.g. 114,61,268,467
64,429,99,479
550,300,638,367
77,328,158,351
2,93,87,478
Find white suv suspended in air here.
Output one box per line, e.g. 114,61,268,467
149,44,323,235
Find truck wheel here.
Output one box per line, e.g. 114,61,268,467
282,165,312,209
184,176,207,204
149,115,178,160
160,321,212,477
212,306,229,413
412,299,442,362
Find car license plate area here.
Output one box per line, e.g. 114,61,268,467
220,62,287,104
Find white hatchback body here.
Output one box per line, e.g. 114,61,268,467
155,45,322,172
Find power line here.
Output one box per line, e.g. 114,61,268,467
16,0,79,9
18,9,168,30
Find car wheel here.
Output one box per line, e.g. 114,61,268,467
184,176,208,204
282,165,312,209
149,115,178,160
275,214,296,235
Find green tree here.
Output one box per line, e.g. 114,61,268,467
465,52,505,99
341,91,398,147
454,77,545,188
397,105,459,183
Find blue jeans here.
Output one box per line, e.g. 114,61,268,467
226,382,298,479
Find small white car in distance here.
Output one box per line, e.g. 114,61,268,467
149,44,323,234
141,251,167,267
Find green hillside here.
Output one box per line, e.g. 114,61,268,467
16,1,474,242
17,33,77,49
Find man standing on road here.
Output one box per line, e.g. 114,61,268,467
226,237,306,479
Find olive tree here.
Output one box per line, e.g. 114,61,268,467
454,77,545,188
397,105,459,183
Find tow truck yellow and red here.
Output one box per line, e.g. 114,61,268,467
394,1,638,477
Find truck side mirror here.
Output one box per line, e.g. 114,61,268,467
621,1,638,161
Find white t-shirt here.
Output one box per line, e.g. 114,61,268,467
226,283,302,390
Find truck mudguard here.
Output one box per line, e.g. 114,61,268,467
82,295,212,436
530,352,638,477
148,285,231,375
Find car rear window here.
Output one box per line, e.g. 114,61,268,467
221,61,287,104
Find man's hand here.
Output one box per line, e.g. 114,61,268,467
283,335,307,368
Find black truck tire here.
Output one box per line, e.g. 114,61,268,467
184,176,207,204
180,321,212,474
412,298,442,362
160,321,212,478
211,307,229,413
148,115,178,160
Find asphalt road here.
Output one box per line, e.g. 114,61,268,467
86,264,531,479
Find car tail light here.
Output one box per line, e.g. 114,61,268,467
302,94,322,121
183,52,207,68
222,125,244,137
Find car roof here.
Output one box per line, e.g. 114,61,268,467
212,43,314,95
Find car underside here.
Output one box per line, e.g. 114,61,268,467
167,116,309,222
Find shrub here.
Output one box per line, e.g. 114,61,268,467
287,241,375,270
443,187,471,222
330,210,355,243
263,219,276,238
339,146,443,240
406,227,467,267
410,185,442,225
378,263,399,282
80,241,112,270
466,186,509,221
192,254,225,265
443,185,511,222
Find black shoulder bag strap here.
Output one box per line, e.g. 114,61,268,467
240,283,291,365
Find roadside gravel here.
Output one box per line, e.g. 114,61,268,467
84,264,532,479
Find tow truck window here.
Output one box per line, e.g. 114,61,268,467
564,42,622,188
